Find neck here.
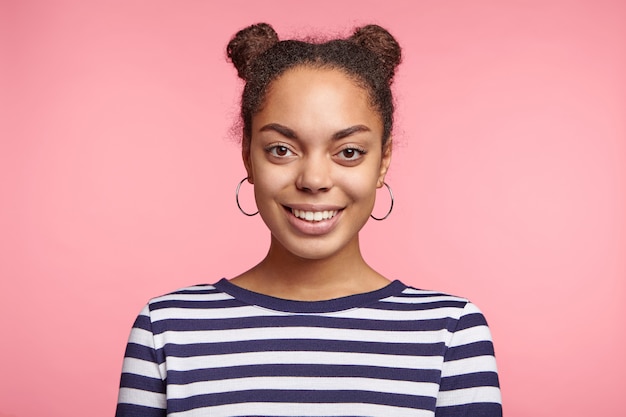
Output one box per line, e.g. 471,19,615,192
231,235,389,301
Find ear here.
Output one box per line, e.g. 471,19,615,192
242,145,254,184
376,140,392,188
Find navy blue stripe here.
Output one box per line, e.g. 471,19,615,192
167,390,436,413
395,290,459,298
445,341,495,361
115,403,166,417
456,312,488,330
119,373,165,393
125,341,166,365
132,314,152,332
373,299,467,311
124,342,158,361
440,371,500,390
170,285,217,295
167,364,441,384
436,402,502,417
160,339,446,357
214,279,409,313
150,298,245,311
150,314,454,334
152,297,467,313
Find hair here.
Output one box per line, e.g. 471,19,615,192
226,23,402,154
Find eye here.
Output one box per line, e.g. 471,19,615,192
265,144,295,158
335,146,366,162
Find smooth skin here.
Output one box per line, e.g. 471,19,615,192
231,66,392,301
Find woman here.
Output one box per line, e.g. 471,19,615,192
116,23,502,417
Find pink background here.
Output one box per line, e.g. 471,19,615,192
1,1,625,416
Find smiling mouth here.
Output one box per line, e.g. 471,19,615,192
289,208,340,222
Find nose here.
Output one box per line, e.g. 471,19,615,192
296,154,333,193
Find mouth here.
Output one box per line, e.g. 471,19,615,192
282,205,344,235
290,208,340,222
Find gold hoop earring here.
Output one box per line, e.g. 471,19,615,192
370,182,394,221
235,177,258,216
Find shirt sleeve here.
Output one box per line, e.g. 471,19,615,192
435,302,502,417
115,305,167,417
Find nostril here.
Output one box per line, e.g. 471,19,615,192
298,186,330,193
296,161,333,193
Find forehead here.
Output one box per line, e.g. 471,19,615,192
254,66,382,132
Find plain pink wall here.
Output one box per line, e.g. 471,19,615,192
1,1,624,416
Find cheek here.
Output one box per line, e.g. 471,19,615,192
340,174,379,207
254,161,289,185
344,159,383,191
250,163,291,204
249,149,276,184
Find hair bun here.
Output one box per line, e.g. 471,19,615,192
349,24,402,81
227,23,279,80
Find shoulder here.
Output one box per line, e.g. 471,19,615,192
380,283,471,314
148,282,231,305
380,283,493,332
388,284,470,305
140,280,242,320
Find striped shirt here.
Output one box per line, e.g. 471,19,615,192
116,279,502,417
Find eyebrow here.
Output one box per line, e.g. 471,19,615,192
332,125,371,140
259,123,371,140
259,123,298,139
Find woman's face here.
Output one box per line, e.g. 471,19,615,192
244,66,391,261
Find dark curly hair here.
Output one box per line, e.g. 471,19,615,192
227,23,402,154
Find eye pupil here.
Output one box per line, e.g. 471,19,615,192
276,146,288,156
343,149,355,158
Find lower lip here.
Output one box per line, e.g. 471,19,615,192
284,207,343,236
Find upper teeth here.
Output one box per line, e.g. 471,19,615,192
292,209,338,221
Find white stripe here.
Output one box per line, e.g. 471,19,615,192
152,292,234,302
117,387,166,409
127,327,156,347
121,357,164,380
166,351,444,371
440,355,498,377
382,295,466,304
151,303,468,322
151,305,282,321
169,402,434,417
168,376,439,399
153,326,451,348
462,302,483,314
152,304,468,321
451,325,493,346
436,386,502,407
401,288,452,296
325,306,465,321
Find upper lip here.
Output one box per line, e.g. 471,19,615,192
283,203,344,211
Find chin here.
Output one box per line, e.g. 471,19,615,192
271,233,358,262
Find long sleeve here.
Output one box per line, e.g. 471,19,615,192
115,305,167,417
435,302,502,417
